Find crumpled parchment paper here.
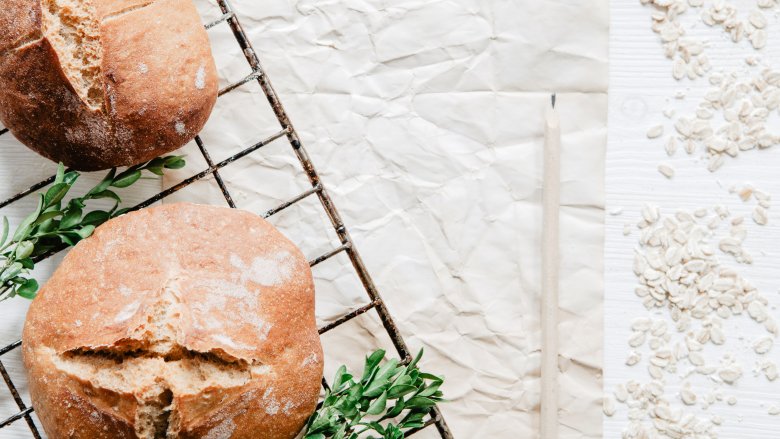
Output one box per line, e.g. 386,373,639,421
166,0,608,437
0,0,607,437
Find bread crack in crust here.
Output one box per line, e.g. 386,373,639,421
41,0,105,109
0,0,218,170
23,204,323,439
101,1,157,22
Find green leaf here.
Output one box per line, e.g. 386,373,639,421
401,420,425,429
88,168,116,196
303,347,444,439
387,384,417,399
90,190,121,205
14,241,34,260
13,194,44,242
381,400,405,420
59,208,82,229
363,376,390,398
44,183,70,207
146,165,164,176
391,374,412,389
32,210,63,227
308,407,339,433
408,348,424,369
144,157,167,176
304,434,326,439
59,233,77,246
16,278,38,299
405,396,437,409
146,157,167,169
68,197,86,209
366,391,387,415
362,350,386,383
35,217,58,234
389,365,408,388
81,210,110,226
417,382,442,398
54,163,65,184
400,411,426,426
164,156,186,169
112,207,132,217
18,258,34,269
385,424,404,439
332,365,349,391
364,359,399,397
0,217,8,247
76,225,96,239
364,421,384,435
0,262,23,283
111,170,142,188
418,373,442,381
63,170,80,185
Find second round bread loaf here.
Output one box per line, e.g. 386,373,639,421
22,203,324,439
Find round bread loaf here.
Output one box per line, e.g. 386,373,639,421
22,203,324,439
0,0,218,170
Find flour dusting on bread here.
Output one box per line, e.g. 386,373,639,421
301,352,319,367
195,64,206,90
230,250,296,287
211,334,253,351
113,300,140,323
203,418,235,439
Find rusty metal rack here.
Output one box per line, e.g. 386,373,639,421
0,0,453,437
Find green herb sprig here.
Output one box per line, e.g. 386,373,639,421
0,156,186,301
304,348,445,439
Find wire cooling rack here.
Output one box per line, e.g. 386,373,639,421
0,1,453,437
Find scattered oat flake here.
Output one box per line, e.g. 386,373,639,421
625,351,641,366
681,388,697,405
665,137,678,156
647,125,664,139
658,163,675,179
765,363,778,381
603,396,617,417
749,10,768,28
754,336,773,354
753,206,769,225
738,186,753,202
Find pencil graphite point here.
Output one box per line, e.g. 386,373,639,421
551,93,556,109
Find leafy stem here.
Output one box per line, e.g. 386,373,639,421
0,156,186,301
304,348,445,439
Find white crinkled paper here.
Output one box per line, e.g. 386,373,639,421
168,0,608,437
0,0,607,437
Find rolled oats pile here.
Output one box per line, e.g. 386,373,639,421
609,1,780,436
610,204,777,437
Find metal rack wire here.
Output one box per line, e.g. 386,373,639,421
0,1,453,437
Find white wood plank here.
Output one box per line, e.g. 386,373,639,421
606,0,780,437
